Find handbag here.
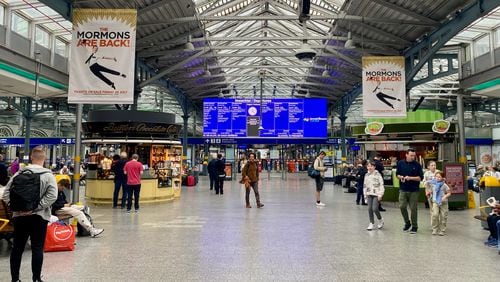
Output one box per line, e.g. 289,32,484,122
44,221,75,252
307,166,320,178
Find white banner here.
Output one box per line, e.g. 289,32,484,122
362,56,406,117
68,9,137,104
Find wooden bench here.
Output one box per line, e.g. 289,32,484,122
474,206,490,222
0,199,14,245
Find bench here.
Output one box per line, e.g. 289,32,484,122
0,199,14,245
474,206,490,222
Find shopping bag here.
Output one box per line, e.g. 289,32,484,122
44,221,75,252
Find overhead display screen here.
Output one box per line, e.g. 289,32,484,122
203,98,327,138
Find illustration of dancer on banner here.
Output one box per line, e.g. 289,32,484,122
84,45,127,89
372,80,401,109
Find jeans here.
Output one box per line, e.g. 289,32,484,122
367,195,382,224
399,191,419,229
113,177,127,208
497,220,500,251
356,182,365,204
487,214,500,238
209,173,217,190
215,176,224,194
10,215,48,282
127,184,141,211
245,181,261,204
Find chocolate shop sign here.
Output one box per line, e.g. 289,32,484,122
83,122,181,138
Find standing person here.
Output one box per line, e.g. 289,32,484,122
427,172,451,236
242,152,264,208
355,160,368,205
214,154,225,195
0,154,9,186
423,161,438,212
2,146,57,282
9,157,20,176
112,152,128,209
207,157,218,191
313,151,328,207
123,154,143,213
396,148,423,234
373,154,386,212
364,161,385,230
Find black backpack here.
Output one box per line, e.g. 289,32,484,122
9,170,50,212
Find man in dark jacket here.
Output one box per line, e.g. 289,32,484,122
242,152,264,208
356,160,368,205
111,152,128,208
214,154,225,195
374,154,386,212
207,157,218,191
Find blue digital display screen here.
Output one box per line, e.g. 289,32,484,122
203,98,327,138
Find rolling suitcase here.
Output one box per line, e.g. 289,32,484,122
187,175,195,186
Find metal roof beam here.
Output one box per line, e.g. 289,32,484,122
138,0,178,14
352,21,411,45
370,0,439,25
323,46,362,69
201,0,257,17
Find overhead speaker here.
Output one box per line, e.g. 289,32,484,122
299,0,310,23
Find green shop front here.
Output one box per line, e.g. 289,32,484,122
352,110,467,209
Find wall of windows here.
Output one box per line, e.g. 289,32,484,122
474,34,490,57
55,37,67,56
495,28,500,48
11,13,29,37
0,5,4,26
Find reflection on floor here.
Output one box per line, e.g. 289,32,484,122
1,173,499,281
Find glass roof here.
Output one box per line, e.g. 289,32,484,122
448,6,500,43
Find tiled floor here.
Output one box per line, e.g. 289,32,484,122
1,173,499,281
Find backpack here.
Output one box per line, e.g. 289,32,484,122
307,166,320,179
9,170,50,212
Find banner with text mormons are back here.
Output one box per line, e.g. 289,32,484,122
362,56,406,118
68,9,136,104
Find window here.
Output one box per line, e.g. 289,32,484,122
496,28,500,48
35,26,50,48
55,38,67,56
474,34,490,57
11,13,29,37
0,5,4,26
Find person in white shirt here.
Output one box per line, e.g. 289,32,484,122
364,161,385,230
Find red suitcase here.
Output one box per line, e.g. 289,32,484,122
187,175,195,186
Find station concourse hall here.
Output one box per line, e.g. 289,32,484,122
1,0,500,281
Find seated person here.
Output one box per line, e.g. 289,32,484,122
485,203,500,247
59,165,71,175
52,179,104,237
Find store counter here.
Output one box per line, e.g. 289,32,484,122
85,172,181,205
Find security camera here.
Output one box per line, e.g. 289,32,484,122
295,43,316,61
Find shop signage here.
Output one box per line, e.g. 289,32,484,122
68,9,137,104
0,138,75,145
432,120,450,134
365,121,384,135
83,122,181,138
187,137,356,145
444,164,465,194
362,56,406,118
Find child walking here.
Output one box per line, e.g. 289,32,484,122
427,172,451,236
364,161,385,230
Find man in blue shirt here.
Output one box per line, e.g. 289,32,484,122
396,149,423,234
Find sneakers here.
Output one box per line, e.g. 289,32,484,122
366,223,374,230
403,223,412,232
377,218,384,229
90,228,104,237
379,207,386,212
438,231,445,236
246,204,252,208
432,230,438,235
409,227,418,234
126,210,131,213
135,209,140,213
316,202,326,207
257,203,264,208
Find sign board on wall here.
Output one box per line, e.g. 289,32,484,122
68,9,137,104
444,164,465,194
362,56,406,118
479,146,493,166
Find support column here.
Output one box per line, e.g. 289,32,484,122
131,85,141,111
72,104,83,203
340,115,347,163
457,93,466,164
192,111,196,137
22,98,32,163
182,114,189,161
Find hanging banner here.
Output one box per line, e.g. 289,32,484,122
68,9,137,104
362,56,406,117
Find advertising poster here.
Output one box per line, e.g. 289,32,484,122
362,56,406,117
479,146,493,166
444,164,465,194
68,9,137,104
492,144,500,166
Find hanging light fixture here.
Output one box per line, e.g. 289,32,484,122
305,89,311,98
322,65,329,77
219,89,224,98
344,31,355,49
203,60,211,77
447,98,453,108
185,34,195,51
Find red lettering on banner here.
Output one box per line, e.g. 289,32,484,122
98,39,130,47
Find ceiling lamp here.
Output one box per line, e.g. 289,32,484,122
322,65,329,77
219,89,224,98
305,90,311,98
185,35,195,51
344,31,355,49
447,98,453,108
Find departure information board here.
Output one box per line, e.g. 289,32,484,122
203,98,327,138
